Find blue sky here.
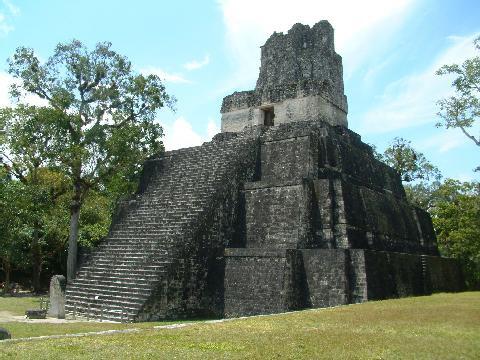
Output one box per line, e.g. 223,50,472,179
0,0,479,181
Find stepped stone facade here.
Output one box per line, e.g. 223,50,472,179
65,21,465,322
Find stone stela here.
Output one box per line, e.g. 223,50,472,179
49,275,66,319
65,21,465,322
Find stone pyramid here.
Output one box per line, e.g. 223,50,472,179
65,21,464,322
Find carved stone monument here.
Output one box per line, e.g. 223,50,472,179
48,275,66,319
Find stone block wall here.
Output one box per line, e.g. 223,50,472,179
245,181,313,249
260,135,312,181
221,95,348,132
224,248,465,317
423,255,465,293
301,249,349,307
224,249,290,317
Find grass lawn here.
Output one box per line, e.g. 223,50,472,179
0,296,42,316
0,295,180,338
0,321,174,339
0,292,479,359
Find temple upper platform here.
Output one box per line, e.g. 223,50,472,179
221,21,348,132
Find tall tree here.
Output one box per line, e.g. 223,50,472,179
381,137,442,183
436,36,479,152
0,170,30,293
431,179,480,289
372,138,442,209
0,106,64,292
5,40,174,281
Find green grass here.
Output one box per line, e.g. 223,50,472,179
0,296,42,316
0,321,173,339
1,292,479,359
0,295,181,338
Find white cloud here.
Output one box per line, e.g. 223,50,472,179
184,54,210,71
0,71,50,107
207,118,220,139
416,130,466,154
359,32,480,134
362,54,397,86
0,1,18,36
455,173,477,182
0,71,13,107
162,117,203,150
3,0,19,16
0,12,13,36
217,0,414,90
141,66,191,84
162,117,220,151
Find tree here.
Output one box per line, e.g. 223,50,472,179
430,180,480,289
5,40,174,282
0,105,66,292
403,180,442,210
0,170,30,293
436,36,479,151
381,137,442,183
376,139,479,287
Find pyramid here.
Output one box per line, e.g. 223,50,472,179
65,21,464,321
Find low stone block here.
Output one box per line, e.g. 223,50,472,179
25,309,47,319
0,327,11,340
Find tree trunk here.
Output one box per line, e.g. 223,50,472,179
3,259,11,294
67,183,82,283
32,223,42,293
67,203,81,283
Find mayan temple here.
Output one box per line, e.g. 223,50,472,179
65,21,464,322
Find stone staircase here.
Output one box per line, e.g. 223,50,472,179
65,132,259,322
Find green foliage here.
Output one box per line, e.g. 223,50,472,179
0,166,70,290
436,36,480,153
6,41,173,190
6,40,173,196
78,191,112,248
381,137,442,183
375,138,479,287
0,171,30,274
403,178,480,288
403,181,441,210
2,39,174,282
430,179,480,288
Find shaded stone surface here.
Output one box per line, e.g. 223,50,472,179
48,275,66,319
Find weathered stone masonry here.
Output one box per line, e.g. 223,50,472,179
65,20,464,322
222,121,463,317
221,21,348,132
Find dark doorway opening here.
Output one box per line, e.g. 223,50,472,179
263,107,275,126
